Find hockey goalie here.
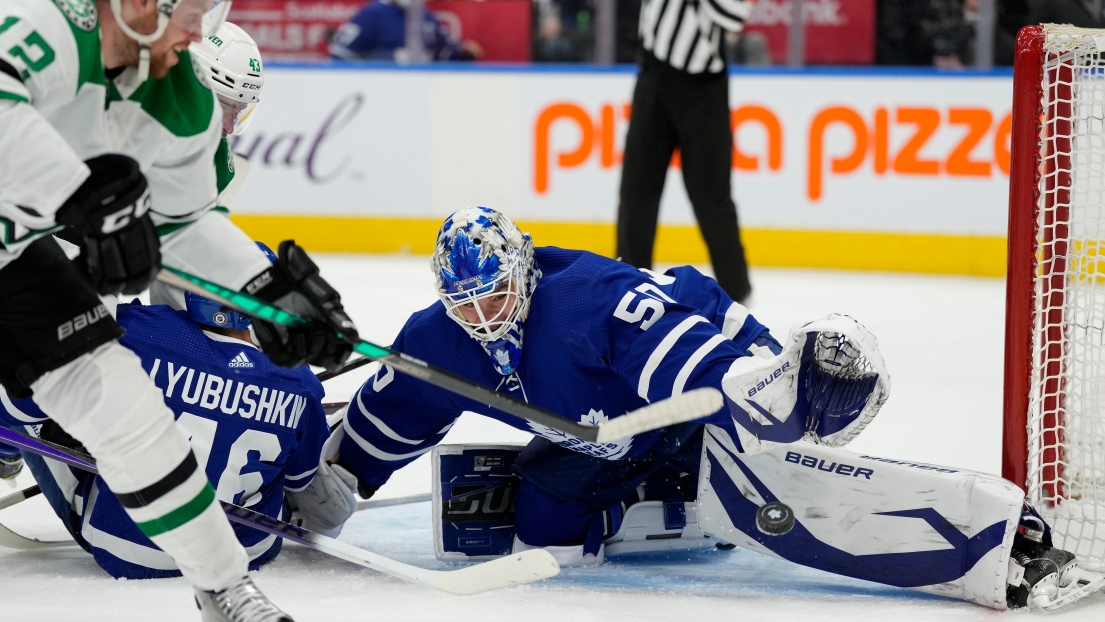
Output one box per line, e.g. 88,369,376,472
325,207,1105,612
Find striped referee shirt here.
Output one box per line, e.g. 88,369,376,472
639,0,752,74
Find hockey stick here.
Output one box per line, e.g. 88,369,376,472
356,493,432,512
315,356,373,382
0,427,559,594
0,485,77,550
158,267,724,443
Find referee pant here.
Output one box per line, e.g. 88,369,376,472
616,53,751,302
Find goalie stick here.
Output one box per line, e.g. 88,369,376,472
0,485,75,550
0,427,560,595
158,267,724,444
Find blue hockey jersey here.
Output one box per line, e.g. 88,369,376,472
0,303,328,579
339,247,768,489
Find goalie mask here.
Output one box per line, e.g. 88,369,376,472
190,21,263,136
149,242,275,330
431,207,540,376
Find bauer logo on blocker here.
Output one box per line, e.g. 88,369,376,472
229,351,254,368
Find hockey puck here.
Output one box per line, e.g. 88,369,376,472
755,501,795,536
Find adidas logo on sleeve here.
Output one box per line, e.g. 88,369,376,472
229,351,254,368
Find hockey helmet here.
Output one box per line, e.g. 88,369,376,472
150,241,276,330
431,207,540,375
191,21,263,136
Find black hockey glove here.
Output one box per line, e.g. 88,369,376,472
55,154,160,296
245,240,357,371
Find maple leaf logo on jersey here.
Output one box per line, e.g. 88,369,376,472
581,409,607,426
525,408,633,460
228,351,254,368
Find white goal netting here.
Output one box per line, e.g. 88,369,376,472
1026,24,1105,570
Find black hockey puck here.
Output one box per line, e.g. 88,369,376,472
756,501,795,536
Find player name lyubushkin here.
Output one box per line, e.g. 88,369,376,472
147,358,309,429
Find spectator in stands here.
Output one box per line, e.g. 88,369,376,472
329,0,483,62
725,31,772,66
1029,0,1105,28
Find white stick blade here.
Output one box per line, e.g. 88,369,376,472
0,523,74,550
594,387,724,444
429,550,560,595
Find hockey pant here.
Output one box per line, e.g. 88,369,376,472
30,342,249,590
511,422,705,563
20,447,280,580
697,424,1023,609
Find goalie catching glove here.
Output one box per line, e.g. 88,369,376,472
55,154,160,296
245,240,357,371
722,313,890,454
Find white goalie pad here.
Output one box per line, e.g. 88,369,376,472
722,313,890,455
696,425,1024,609
604,501,719,555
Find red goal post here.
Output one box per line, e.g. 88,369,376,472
1004,24,1105,570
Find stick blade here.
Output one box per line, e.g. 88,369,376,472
594,387,724,444
0,522,74,550
428,549,560,595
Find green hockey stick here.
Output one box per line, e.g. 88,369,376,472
157,267,723,444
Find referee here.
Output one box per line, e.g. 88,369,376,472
616,0,753,303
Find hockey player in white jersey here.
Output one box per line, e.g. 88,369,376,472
188,20,263,204
332,207,1105,611
0,1,359,620
0,243,349,579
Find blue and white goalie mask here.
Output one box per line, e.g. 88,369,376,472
431,207,540,375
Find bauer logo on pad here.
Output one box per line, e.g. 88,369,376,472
229,351,254,368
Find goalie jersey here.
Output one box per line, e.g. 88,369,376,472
0,303,329,579
339,247,770,491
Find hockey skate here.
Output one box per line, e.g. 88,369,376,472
0,454,23,481
1006,504,1105,611
194,576,293,622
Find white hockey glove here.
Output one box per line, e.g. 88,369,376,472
285,428,357,538
721,314,890,454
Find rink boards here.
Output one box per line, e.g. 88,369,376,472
227,64,1014,276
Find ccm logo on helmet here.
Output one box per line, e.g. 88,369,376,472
58,305,109,341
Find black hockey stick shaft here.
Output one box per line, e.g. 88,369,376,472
315,356,373,382
159,268,611,442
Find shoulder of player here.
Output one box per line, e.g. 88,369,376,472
401,304,482,362
1,0,103,100
130,52,217,138
116,302,194,334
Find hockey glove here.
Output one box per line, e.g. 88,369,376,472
55,154,160,296
245,240,357,371
285,460,358,538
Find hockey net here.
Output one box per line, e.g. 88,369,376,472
1005,24,1105,570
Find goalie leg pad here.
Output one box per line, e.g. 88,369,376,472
696,425,1023,609
722,314,890,454
432,444,525,561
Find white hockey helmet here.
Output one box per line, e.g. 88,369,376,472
109,0,232,82
190,22,263,135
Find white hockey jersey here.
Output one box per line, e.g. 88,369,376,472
0,0,270,288
0,0,108,263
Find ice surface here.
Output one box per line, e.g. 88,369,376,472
1,255,1101,620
